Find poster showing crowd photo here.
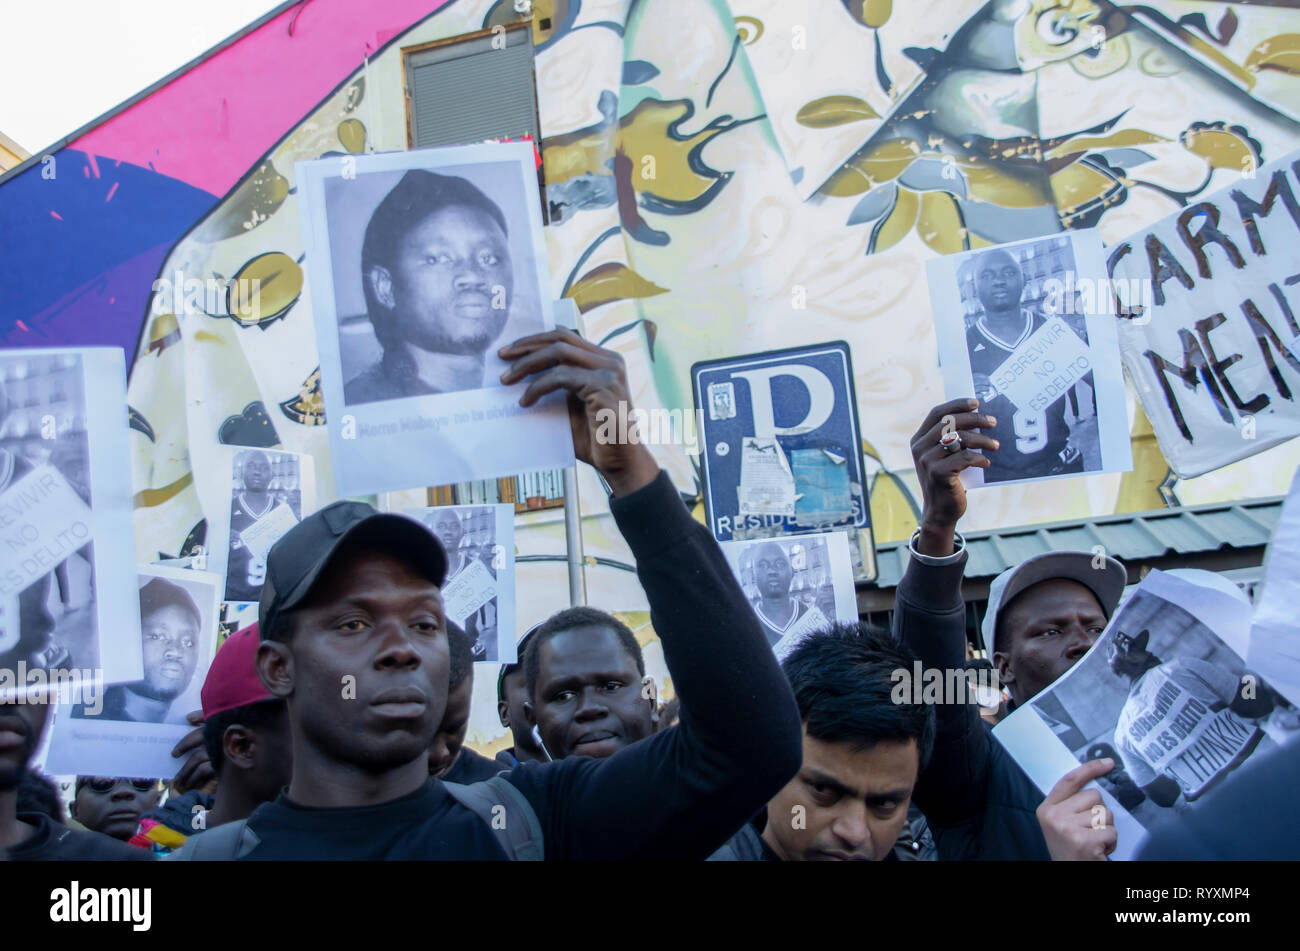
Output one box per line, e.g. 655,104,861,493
926,230,1131,487
0,348,141,700
719,531,857,658
206,447,316,604
995,570,1300,860
297,141,574,497
405,502,515,664
47,564,223,779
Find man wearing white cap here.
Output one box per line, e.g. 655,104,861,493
894,399,1127,860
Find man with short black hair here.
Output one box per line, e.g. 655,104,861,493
174,329,800,860
429,622,499,784
712,624,934,861
494,625,545,768
895,399,1126,860
523,606,657,760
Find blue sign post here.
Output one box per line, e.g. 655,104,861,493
691,342,876,582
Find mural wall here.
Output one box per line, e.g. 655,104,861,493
3,0,1299,753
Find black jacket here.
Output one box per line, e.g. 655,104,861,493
8,812,156,861
892,544,1050,860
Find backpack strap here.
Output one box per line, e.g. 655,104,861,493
443,775,544,861
164,819,260,861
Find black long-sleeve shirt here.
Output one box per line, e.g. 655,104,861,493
892,543,1049,861
238,471,802,860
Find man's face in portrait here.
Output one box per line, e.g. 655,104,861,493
138,602,200,702
431,511,463,562
242,452,272,493
754,543,793,600
975,249,1024,312
383,204,513,357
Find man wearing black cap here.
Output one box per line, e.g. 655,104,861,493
79,578,202,724
345,170,516,405
893,398,1127,860
179,329,800,860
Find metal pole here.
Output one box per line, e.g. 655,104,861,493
562,466,587,605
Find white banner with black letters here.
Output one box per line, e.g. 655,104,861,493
1109,148,1300,477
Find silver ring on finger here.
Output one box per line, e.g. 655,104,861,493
940,431,963,453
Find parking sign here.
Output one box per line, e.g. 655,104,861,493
692,342,876,582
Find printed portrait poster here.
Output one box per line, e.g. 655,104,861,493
1109,148,1300,477
202,447,317,605
297,141,575,497
45,565,223,780
0,348,142,703
994,570,1300,860
926,230,1132,487
403,502,516,664
719,531,857,659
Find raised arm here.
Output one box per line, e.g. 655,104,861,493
893,399,998,829
498,331,802,859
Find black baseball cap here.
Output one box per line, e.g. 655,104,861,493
258,500,448,639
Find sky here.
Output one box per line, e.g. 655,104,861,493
0,0,287,154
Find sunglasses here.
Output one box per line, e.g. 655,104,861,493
85,778,159,793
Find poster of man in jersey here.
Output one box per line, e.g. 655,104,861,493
209,448,317,604
719,531,857,659
1025,571,1300,832
404,502,516,664
927,231,1131,487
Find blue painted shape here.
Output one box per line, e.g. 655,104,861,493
0,149,218,355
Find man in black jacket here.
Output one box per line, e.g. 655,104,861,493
185,329,801,860
711,624,934,861
895,398,1126,860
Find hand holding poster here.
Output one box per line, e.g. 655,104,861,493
993,570,1300,860
1109,148,1300,477
927,230,1132,486
0,349,142,700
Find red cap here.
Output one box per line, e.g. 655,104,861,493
201,624,275,719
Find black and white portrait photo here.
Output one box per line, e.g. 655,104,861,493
47,564,223,780
333,167,536,406
407,502,516,664
73,574,211,725
297,142,575,497
720,531,857,658
927,230,1131,488
0,348,142,695
223,448,306,603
